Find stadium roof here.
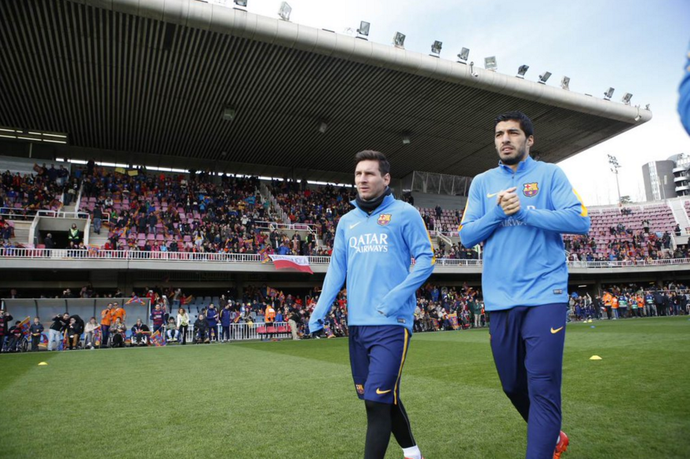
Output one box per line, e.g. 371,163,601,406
0,0,651,183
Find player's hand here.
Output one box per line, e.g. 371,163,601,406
375,304,390,317
308,318,323,333
498,187,520,216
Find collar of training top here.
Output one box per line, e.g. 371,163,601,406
498,155,536,174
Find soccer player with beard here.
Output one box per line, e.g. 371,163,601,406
459,111,590,459
309,150,434,459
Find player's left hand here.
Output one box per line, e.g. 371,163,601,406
375,304,390,317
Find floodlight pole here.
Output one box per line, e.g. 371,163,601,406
607,154,622,204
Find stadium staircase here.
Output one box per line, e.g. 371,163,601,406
669,199,690,246
436,232,453,249
87,228,109,248
259,183,290,225
9,220,32,245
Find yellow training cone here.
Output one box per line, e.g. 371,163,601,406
38,362,48,366
589,355,602,360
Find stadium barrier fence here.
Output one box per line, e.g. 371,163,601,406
180,322,293,342
1,247,690,269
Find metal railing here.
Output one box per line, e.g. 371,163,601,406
179,321,294,342
1,247,690,270
36,209,92,219
254,220,318,233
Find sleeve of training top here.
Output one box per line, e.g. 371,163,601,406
458,176,507,248
308,221,347,333
515,166,590,234
375,208,435,317
679,42,690,137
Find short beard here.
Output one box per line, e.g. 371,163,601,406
500,149,528,166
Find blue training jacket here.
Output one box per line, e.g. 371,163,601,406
459,156,590,311
679,42,690,136
309,194,435,333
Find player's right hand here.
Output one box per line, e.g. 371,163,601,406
498,187,520,215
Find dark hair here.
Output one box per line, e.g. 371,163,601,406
354,150,391,176
494,111,534,137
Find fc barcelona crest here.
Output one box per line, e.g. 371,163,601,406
377,214,392,226
523,182,539,197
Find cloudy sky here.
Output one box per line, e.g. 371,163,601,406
239,0,689,205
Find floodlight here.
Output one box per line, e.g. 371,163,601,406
318,121,328,134
278,2,291,21
516,65,529,78
357,21,370,37
538,71,552,84
430,40,442,57
402,132,411,145
604,87,615,100
222,107,236,121
233,0,247,6
484,56,497,71
457,47,470,63
621,93,633,105
560,76,570,90
393,32,406,48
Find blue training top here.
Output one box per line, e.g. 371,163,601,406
459,156,590,311
679,42,690,136
309,194,435,333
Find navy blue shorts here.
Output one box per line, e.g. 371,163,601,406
349,325,410,405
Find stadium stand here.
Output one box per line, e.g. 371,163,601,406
0,0,665,355
4,159,690,264
1,166,69,217
562,203,684,261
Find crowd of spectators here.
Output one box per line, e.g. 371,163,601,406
0,282,486,352
564,224,684,263
72,167,335,258
268,179,354,252
569,282,690,320
0,164,76,218
80,168,264,253
4,279,688,352
418,204,463,234
4,162,690,266
413,283,485,331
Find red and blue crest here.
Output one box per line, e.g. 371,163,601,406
377,214,392,226
523,182,539,197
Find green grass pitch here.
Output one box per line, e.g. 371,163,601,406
1,317,688,458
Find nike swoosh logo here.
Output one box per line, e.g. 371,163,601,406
376,388,392,395
349,222,362,229
487,192,500,198
550,326,564,334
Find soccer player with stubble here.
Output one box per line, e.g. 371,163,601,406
459,111,590,459
309,150,435,459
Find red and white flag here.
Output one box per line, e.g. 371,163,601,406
269,255,313,274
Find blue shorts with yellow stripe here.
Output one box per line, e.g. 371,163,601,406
349,325,410,405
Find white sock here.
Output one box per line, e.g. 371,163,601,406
402,445,422,459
